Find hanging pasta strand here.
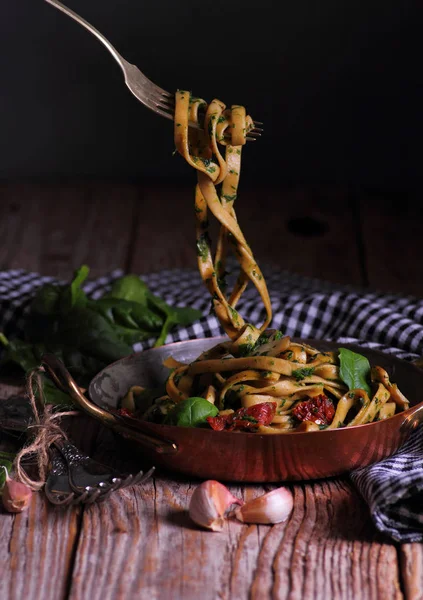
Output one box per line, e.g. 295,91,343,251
174,91,272,342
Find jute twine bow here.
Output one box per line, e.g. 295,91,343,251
13,367,79,491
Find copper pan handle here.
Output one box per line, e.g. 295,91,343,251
401,359,423,434
400,404,423,435
41,354,178,455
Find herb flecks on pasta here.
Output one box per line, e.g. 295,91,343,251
120,92,410,433
174,91,272,342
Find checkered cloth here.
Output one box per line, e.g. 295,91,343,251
1,266,423,542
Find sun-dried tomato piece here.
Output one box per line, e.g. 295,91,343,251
207,402,276,432
292,394,335,426
206,415,227,431
247,402,276,426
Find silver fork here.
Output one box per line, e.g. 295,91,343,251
44,0,263,140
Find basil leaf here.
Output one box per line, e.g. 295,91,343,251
164,397,219,427
338,348,371,395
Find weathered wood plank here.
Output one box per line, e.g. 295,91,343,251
236,184,363,287
359,188,423,297
128,183,197,274
129,183,363,287
400,544,423,600
0,493,80,600
0,181,139,279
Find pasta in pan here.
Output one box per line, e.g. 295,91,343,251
120,92,409,433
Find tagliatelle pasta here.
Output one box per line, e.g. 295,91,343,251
120,92,410,433
173,91,272,341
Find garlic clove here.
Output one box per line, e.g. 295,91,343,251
189,480,243,531
2,475,33,513
233,486,293,525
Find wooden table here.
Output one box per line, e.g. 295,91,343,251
0,181,422,599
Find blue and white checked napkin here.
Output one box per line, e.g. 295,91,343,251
1,265,423,542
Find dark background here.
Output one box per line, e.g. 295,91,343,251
1,0,421,186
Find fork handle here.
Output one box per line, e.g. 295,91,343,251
41,354,178,456
44,0,125,72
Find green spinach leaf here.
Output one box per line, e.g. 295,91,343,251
56,308,133,363
338,348,371,395
30,284,61,316
91,298,163,335
164,397,218,427
59,265,89,313
106,274,149,305
147,294,202,347
0,335,40,372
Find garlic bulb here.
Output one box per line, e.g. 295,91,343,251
2,470,33,513
189,480,243,531
233,486,293,525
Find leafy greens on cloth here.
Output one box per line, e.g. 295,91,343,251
0,266,202,400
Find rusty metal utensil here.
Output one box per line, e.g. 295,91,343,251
42,339,423,483
43,0,263,140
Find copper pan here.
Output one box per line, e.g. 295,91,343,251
42,338,423,482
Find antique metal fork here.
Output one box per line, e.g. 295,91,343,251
44,0,263,140
44,448,102,506
55,438,154,495
45,444,154,506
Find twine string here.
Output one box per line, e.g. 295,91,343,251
13,367,79,491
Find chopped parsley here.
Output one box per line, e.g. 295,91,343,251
238,343,255,357
292,367,315,381
228,305,240,326
196,233,210,262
